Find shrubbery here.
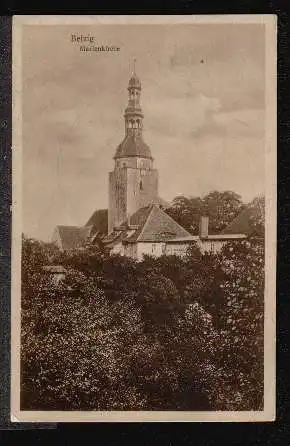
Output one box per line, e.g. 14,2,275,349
21,232,264,411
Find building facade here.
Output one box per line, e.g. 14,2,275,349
103,211,247,261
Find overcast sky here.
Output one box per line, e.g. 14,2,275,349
22,23,265,241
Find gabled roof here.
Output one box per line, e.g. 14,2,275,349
135,205,192,242
103,204,192,247
102,206,152,247
86,198,169,240
56,225,93,251
220,196,265,237
85,209,108,236
102,228,131,248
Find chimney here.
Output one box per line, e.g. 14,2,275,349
199,216,209,239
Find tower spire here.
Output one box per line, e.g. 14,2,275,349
133,58,136,75
113,69,153,161
124,65,143,137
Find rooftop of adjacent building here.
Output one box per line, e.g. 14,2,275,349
52,195,264,251
103,203,193,248
102,204,247,249
220,195,265,237
53,225,94,251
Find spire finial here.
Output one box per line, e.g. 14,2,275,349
133,58,136,75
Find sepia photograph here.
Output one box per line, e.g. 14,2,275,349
11,15,276,422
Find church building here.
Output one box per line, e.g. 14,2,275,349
101,71,246,259
52,70,247,258
108,71,161,234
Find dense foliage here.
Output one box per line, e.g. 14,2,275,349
21,234,264,411
85,191,249,237
165,190,245,234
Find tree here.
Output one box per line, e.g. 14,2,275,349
205,237,265,410
21,265,148,410
166,195,204,234
202,190,244,233
21,227,265,411
165,191,244,235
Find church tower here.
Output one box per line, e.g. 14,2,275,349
108,69,158,234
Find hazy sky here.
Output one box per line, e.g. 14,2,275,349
22,24,265,241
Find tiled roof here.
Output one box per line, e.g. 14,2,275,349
104,204,192,246
114,134,152,159
85,209,108,235
127,205,152,227
87,198,169,240
56,225,93,251
102,229,129,248
137,205,192,242
102,206,152,247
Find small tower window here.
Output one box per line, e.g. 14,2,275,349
139,180,143,190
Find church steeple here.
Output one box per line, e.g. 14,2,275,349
124,62,144,137
108,66,158,234
114,65,152,160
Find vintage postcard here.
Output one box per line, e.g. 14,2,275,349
11,15,276,422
